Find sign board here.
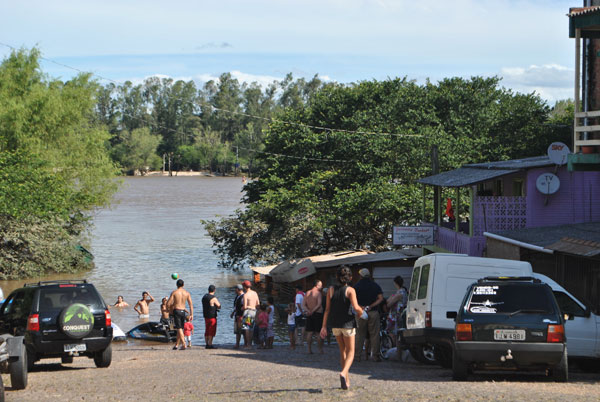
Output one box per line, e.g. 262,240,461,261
392,226,434,245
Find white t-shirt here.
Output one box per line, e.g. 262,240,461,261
268,305,274,325
287,313,295,325
295,293,304,316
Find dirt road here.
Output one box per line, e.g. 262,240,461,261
4,343,600,401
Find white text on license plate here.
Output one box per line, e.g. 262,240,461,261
494,329,525,341
64,344,86,352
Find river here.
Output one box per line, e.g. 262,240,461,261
0,176,272,346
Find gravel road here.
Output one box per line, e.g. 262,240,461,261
4,343,600,401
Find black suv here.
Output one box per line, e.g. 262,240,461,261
0,280,113,371
447,277,568,382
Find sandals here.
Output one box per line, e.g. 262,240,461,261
339,374,348,390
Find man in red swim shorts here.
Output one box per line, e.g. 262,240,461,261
202,285,221,349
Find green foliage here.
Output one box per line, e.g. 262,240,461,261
0,214,92,280
0,47,118,278
205,77,564,269
111,127,162,174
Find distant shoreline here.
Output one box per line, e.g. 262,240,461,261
138,171,244,177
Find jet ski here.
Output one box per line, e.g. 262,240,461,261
112,322,127,342
126,322,177,343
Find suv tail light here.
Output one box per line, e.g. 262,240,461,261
456,323,472,341
27,314,40,332
547,324,564,343
425,311,432,328
104,310,111,327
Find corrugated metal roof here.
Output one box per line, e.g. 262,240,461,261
465,156,553,170
251,249,420,275
493,222,600,248
569,6,600,18
417,156,554,187
547,237,600,257
417,167,518,187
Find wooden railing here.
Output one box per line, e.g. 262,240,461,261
574,110,600,153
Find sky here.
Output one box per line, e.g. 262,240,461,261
0,0,579,104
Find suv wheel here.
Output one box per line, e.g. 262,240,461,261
94,344,112,368
549,348,568,382
9,343,27,390
59,303,95,339
452,349,468,381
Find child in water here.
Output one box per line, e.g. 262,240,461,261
256,303,269,349
285,302,296,350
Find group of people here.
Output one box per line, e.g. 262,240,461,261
109,266,407,391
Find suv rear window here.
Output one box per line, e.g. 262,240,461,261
466,284,554,314
39,287,104,312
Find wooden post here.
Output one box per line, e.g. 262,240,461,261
432,146,440,225
469,186,474,237
575,28,581,153
422,184,426,222
455,187,460,232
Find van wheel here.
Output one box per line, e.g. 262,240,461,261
9,343,27,390
409,344,437,365
550,348,568,382
94,344,112,368
452,351,468,381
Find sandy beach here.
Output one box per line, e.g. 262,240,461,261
4,342,600,401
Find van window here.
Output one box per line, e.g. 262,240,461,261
553,291,585,317
408,266,421,301
417,264,430,299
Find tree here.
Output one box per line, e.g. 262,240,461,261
110,127,161,174
205,77,559,269
0,47,119,278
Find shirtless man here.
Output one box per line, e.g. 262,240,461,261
302,280,324,354
134,291,154,319
167,279,193,350
241,280,260,348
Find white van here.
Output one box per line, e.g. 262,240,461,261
533,273,599,366
401,253,533,366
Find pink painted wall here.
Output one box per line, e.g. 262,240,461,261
525,167,600,227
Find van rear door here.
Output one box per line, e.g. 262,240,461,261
406,263,431,329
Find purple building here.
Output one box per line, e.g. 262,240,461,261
417,155,600,311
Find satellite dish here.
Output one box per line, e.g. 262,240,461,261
547,142,570,165
536,173,560,195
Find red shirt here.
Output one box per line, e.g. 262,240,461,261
183,322,194,336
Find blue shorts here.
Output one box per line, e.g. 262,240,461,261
288,324,296,333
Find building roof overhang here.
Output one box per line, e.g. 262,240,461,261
569,6,600,38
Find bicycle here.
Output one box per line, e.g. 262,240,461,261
379,313,394,360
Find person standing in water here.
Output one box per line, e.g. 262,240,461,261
321,266,363,391
167,279,194,350
134,291,154,319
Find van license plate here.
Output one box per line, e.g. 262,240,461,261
64,344,86,352
494,330,525,341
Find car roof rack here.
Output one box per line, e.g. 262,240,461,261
24,279,88,287
477,276,541,284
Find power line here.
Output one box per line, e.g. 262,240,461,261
0,42,421,139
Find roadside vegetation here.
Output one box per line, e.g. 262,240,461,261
0,48,119,279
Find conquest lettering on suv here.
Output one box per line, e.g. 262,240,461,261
447,277,568,382
0,280,113,371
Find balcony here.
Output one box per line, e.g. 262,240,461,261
472,196,527,236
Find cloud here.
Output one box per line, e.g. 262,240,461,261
195,42,233,51
499,64,573,104
132,70,283,89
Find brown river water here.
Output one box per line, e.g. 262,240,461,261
0,176,284,346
